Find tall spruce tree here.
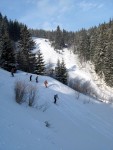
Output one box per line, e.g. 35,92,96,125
60,59,68,85
0,13,3,61
88,26,97,62
104,24,113,86
55,59,61,81
54,26,63,50
17,25,36,73
77,29,90,62
0,16,15,70
94,24,108,76
34,50,45,75
8,20,21,41
55,59,68,85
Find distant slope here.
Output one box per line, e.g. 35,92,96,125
0,68,113,150
33,37,113,103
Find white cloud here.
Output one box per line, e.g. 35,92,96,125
19,0,105,30
78,1,104,11
19,0,73,27
40,21,63,30
19,11,38,22
59,0,72,6
41,22,54,30
35,0,73,16
36,0,57,15
98,4,104,9
26,0,38,4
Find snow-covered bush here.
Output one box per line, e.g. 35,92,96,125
68,77,98,99
14,80,37,106
14,80,27,104
68,78,81,92
28,85,37,107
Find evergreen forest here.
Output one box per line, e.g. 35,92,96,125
0,12,113,87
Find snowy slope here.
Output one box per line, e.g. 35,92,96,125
0,68,113,150
33,38,78,71
33,37,113,102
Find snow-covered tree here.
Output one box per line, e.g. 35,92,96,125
60,59,68,85
17,25,36,73
55,59,68,85
0,16,15,70
34,50,45,75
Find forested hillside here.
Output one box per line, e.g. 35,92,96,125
0,13,40,74
30,20,113,87
0,12,113,87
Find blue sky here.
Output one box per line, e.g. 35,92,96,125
0,0,113,31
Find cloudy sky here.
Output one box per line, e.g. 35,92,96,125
0,0,113,31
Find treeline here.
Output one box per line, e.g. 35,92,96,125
0,13,35,72
1,12,113,87
30,19,113,87
73,20,113,87
0,13,68,85
29,26,75,49
0,13,45,74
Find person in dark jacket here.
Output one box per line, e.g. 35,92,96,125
54,94,59,104
30,75,32,81
11,68,14,77
36,76,38,83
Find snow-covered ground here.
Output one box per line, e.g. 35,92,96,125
0,68,113,150
33,37,113,102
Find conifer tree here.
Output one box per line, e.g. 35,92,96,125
8,20,21,41
0,16,15,70
62,29,68,45
88,26,97,62
17,25,35,73
94,24,108,76
0,14,3,60
55,59,68,85
60,59,68,85
1,30,15,64
77,29,90,62
55,59,61,81
34,50,45,75
54,26,63,50
104,25,113,86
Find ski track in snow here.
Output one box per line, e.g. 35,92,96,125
62,101,113,139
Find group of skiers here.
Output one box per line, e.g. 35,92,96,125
30,75,48,88
30,75,38,83
29,75,59,103
11,68,59,104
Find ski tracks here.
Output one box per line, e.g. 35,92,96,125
56,98,113,140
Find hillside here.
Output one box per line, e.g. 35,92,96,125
0,68,113,150
33,37,113,102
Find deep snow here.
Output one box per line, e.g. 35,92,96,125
33,37,113,102
0,37,113,150
0,68,113,150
